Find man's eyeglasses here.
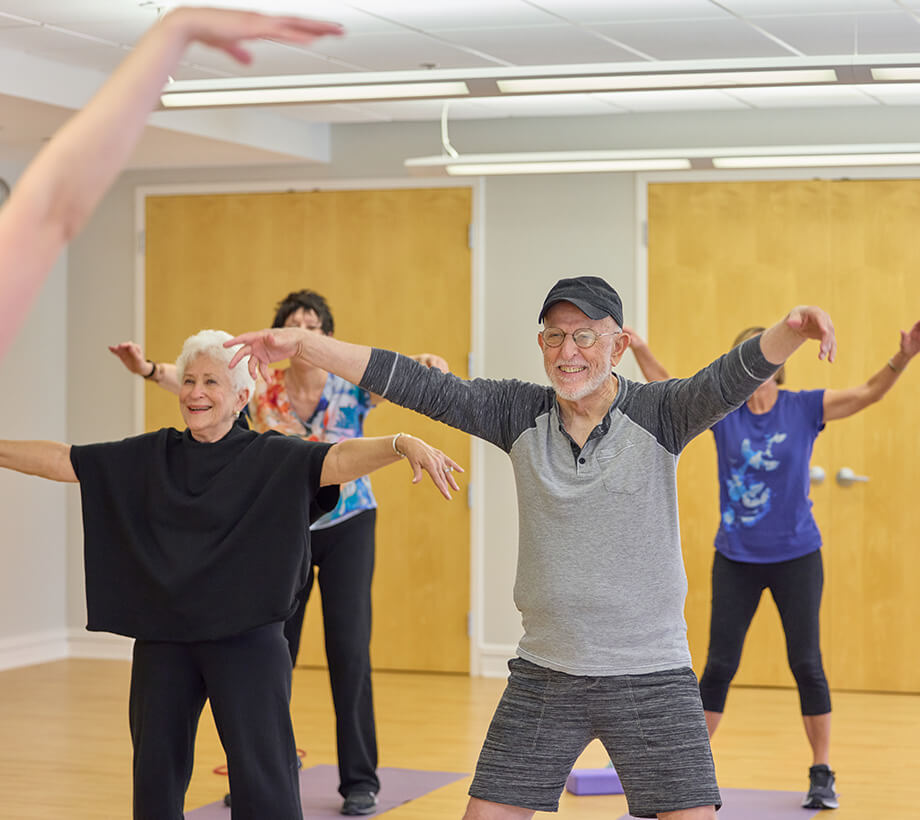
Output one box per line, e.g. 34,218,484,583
541,327,621,349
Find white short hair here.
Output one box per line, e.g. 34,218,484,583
175,329,255,398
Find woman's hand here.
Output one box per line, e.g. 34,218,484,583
163,7,343,65
108,341,148,376
410,353,450,373
899,319,920,359
396,434,464,500
784,305,837,362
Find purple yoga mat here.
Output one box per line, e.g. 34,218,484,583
185,764,467,819
616,787,821,820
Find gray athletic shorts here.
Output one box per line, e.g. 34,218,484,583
468,658,721,817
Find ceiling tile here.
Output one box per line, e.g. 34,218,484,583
727,84,879,107
749,12,920,55
856,81,920,103
594,88,750,111
304,30,504,70
433,24,643,65
526,0,729,23
453,92,622,116
180,39,362,78
719,0,902,13
343,0,555,28
591,18,796,60
0,0,141,24
265,102,391,123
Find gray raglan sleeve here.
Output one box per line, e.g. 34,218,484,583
359,348,549,453
626,334,779,454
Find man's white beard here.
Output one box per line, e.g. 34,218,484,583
547,362,611,401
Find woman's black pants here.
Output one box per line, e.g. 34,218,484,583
129,621,300,820
284,508,379,799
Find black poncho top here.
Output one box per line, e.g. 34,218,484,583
69,425,338,642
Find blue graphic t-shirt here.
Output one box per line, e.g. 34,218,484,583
711,389,825,563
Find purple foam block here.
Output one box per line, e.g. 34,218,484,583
566,767,624,796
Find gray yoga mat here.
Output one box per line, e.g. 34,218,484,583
185,764,467,818
616,787,822,819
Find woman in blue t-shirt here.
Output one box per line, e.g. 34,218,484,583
628,318,920,811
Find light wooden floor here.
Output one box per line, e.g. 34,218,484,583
0,660,917,818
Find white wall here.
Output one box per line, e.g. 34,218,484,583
0,160,71,669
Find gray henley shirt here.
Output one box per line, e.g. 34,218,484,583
360,335,776,677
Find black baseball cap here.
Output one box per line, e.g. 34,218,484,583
538,276,623,327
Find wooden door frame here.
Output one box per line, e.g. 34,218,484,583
132,176,488,675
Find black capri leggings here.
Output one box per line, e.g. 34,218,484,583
698,549,831,716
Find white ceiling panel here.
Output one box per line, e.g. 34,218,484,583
750,12,920,55
594,88,750,112
0,0,142,24
6,0,920,166
345,0,556,28
434,25,642,65
304,30,505,70
159,1,406,35
591,18,795,60
719,0,903,13
856,81,920,103
727,84,879,107
453,92,623,116
179,39,363,78
265,102,391,123
0,26,127,73
526,0,730,23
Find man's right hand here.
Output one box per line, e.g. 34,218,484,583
108,341,148,376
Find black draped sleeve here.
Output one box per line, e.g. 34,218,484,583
70,425,338,641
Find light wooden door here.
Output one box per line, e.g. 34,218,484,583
648,179,920,693
144,187,472,673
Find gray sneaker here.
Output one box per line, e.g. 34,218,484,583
341,790,378,815
802,764,839,809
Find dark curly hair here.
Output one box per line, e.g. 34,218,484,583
271,289,335,335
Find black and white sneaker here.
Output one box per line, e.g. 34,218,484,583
802,764,839,809
341,790,378,815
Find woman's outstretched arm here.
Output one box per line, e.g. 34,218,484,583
0,441,77,483
823,319,920,422
0,8,342,360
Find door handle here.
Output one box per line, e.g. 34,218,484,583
836,466,869,487
809,465,825,484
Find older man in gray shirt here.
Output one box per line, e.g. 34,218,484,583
229,276,835,820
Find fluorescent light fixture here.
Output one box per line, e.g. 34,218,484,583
445,159,691,176
714,153,920,169
870,67,920,81
407,144,920,176
497,69,837,94
161,81,469,108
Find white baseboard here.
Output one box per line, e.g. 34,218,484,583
0,629,133,671
67,629,133,660
475,643,516,678
0,630,69,671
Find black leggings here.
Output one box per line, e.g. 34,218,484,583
698,549,831,716
284,509,378,798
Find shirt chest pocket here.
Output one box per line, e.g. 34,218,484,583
595,443,644,494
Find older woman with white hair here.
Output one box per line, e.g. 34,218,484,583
0,329,461,820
